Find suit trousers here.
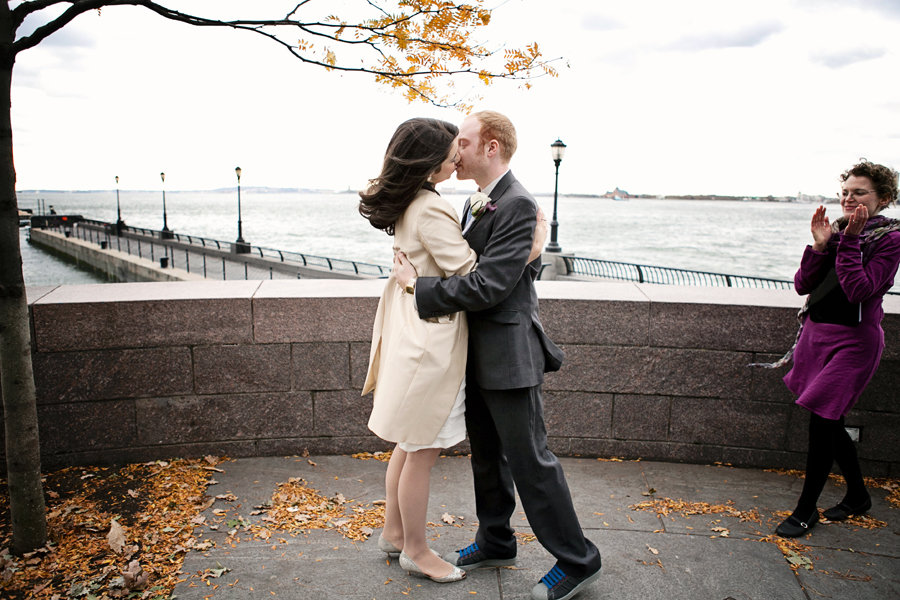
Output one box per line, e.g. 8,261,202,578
464,381,602,577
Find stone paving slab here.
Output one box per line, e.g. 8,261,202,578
793,546,900,599
173,455,898,600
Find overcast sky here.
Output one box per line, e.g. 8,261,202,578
11,0,900,197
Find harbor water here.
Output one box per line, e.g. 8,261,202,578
17,189,899,289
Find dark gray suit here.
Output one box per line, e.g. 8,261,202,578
416,171,601,577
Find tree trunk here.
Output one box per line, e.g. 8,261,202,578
0,2,48,555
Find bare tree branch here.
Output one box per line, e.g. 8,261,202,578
10,0,555,108
284,2,309,21
11,0,71,28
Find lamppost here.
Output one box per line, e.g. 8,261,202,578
160,171,173,239
115,175,125,234
545,138,566,253
233,166,250,253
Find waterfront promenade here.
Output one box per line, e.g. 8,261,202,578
16,217,900,598
172,454,899,599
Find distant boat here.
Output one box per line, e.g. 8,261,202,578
18,209,32,227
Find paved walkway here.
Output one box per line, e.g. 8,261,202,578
173,455,898,600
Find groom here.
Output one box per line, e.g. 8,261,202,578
393,110,602,600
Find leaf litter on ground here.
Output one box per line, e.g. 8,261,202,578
0,456,225,599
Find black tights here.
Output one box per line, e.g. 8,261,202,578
794,413,868,518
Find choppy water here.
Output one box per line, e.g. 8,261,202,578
17,189,899,288
20,227,107,286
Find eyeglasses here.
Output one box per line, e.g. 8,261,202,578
840,188,877,199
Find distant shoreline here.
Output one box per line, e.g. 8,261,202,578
16,187,834,204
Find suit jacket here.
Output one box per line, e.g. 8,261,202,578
416,171,564,390
362,189,477,444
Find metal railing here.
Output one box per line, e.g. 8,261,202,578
38,218,897,294
562,255,795,290
48,220,391,280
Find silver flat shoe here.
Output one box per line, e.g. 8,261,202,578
378,535,402,557
399,551,466,583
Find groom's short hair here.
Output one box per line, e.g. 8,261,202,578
472,110,517,162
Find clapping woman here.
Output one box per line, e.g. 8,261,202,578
776,159,900,537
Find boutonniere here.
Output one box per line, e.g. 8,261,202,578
470,192,496,220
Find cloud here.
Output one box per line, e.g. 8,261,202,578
861,0,900,18
666,20,785,51
581,13,624,31
797,0,900,19
811,46,886,68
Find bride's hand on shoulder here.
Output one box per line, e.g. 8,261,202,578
392,251,417,288
528,208,548,263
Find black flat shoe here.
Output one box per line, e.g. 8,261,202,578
775,510,819,538
823,496,872,521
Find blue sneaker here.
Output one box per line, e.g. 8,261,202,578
442,542,516,571
531,564,602,600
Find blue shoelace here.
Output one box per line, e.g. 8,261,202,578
540,565,567,588
458,542,480,558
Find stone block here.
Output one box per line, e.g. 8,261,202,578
649,302,798,353
747,356,795,403
867,458,895,478
547,436,572,456
32,289,255,352
251,280,382,343
611,395,671,441
548,345,753,399
253,297,378,343
717,447,805,471
313,390,373,436
135,393,313,445
350,342,372,389
34,347,193,403
292,342,350,390
880,461,900,479
637,285,802,351
786,405,892,464
38,440,262,469
27,285,58,304
543,391,612,438
38,399,136,455
540,298,649,346
668,398,791,450
850,411,900,462
193,344,291,394
565,438,725,464
258,436,391,457
858,358,899,412
782,407,810,454
881,312,900,360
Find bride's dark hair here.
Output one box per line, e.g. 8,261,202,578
359,118,458,235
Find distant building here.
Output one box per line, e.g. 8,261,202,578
602,187,631,199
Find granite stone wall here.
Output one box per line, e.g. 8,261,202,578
9,279,900,475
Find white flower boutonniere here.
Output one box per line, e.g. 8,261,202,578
470,192,496,220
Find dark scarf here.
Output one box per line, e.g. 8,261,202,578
830,215,900,259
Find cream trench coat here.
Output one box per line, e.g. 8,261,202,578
363,189,477,445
